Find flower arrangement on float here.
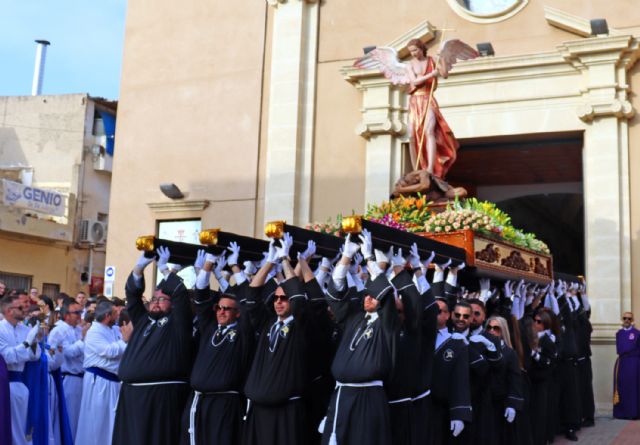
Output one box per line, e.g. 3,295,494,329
305,196,550,255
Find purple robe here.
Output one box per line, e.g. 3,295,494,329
613,327,640,419
0,354,11,444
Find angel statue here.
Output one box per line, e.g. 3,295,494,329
355,37,478,179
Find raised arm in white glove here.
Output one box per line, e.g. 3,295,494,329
194,249,206,274
227,242,241,267
156,246,171,277
133,252,155,281
479,278,491,303
446,262,464,287
299,240,317,261
358,229,373,261
433,259,451,283
470,334,497,352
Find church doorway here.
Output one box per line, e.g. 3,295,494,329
446,131,584,275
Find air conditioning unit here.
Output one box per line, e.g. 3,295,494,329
79,219,107,244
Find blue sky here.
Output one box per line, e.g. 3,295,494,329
0,1,127,100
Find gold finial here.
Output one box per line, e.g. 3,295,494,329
265,221,285,239
135,235,155,252
342,215,363,234
199,229,220,245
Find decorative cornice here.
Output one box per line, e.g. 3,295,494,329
147,200,209,213
544,6,623,38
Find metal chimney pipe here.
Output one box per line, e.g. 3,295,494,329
31,39,50,96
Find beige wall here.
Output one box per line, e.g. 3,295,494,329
107,1,268,288
629,61,640,314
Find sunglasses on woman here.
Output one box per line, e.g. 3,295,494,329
487,325,501,333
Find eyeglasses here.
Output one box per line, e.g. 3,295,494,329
274,295,289,303
453,312,470,320
215,305,237,312
534,318,543,324
487,325,501,332
150,297,170,304
623,317,633,321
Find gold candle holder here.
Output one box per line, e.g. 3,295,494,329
199,228,220,245
341,215,363,234
264,221,285,239
135,235,155,252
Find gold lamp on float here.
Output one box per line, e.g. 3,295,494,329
264,220,285,239
135,235,155,252
341,215,363,235
199,228,220,246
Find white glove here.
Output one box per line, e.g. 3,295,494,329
390,247,406,268
299,240,317,260
515,279,525,299
504,407,516,423
407,243,421,269
451,262,465,273
341,234,361,259
277,233,293,259
581,293,590,311
25,324,40,345
374,249,389,264
214,255,227,279
243,260,257,275
358,229,373,259
503,280,513,299
511,295,521,319
436,259,452,271
470,334,496,352
156,246,171,273
135,252,154,270
450,420,464,437
227,242,241,266
366,262,384,280
194,249,206,271
195,267,211,290
451,332,468,345
479,278,491,303
422,251,436,270
266,239,279,264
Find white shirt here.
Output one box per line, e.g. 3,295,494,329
435,327,451,350
112,324,123,341
0,319,40,372
83,321,127,374
49,320,85,374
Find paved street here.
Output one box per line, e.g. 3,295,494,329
553,417,639,445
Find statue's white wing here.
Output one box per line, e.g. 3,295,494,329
354,47,410,85
437,39,479,78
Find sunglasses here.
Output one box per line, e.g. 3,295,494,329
150,297,170,304
274,295,289,303
69,310,83,315
215,305,237,312
487,325,501,332
534,318,543,324
453,312,470,320
623,317,633,321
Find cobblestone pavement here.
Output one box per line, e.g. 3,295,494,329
553,417,640,445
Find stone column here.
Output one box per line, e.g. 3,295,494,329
264,0,318,225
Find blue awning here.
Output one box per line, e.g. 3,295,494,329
98,110,116,156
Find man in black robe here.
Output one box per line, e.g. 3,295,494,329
180,251,254,445
431,298,472,444
575,282,595,427
112,247,194,445
320,234,398,445
242,235,312,445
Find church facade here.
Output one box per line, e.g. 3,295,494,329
106,0,640,411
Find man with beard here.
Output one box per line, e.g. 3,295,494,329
320,234,398,445
76,300,132,445
430,298,472,444
181,249,254,445
242,234,312,445
49,298,89,440
0,295,42,445
112,246,193,445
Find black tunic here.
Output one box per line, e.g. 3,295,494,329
242,277,311,445
489,343,525,445
529,331,557,445
575,305,595,423
430,336,472,445
556,296,581,433
179,283,254,445
321,274,398,445
112,272,194,445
